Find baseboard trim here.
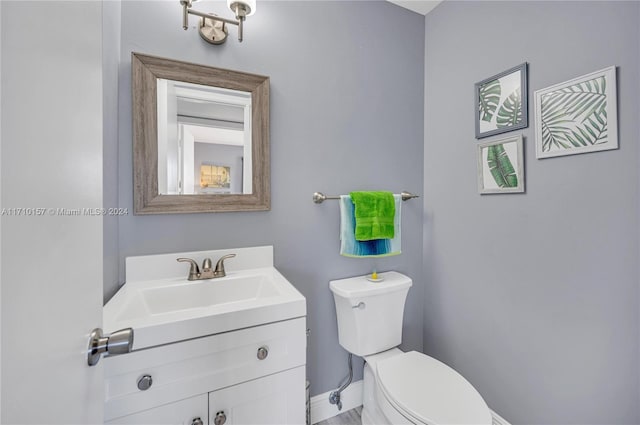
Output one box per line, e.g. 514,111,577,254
310,380,364,424
310,378,511,425
491,409,511,425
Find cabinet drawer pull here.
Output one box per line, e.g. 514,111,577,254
191,417,204,425
137,374,153,391
214,411,227,425
257,346,269,360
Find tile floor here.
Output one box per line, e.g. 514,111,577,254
315,406,362,425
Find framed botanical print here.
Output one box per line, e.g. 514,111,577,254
476,63,528,139
534,66,617,159
477,134,524,194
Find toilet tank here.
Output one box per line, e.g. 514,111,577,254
330,271,412,357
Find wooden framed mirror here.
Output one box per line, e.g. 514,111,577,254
132,52,270,214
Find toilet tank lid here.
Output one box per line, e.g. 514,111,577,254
329,271,412,299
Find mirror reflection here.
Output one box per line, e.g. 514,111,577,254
132,52,269,214
157,79,252,195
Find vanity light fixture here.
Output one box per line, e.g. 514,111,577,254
180,0,256,45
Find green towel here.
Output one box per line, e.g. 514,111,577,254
349,191,395,241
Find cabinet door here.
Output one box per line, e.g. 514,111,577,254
209,366,305,425
106,394,208,425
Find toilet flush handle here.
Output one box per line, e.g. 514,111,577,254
352,302,365,310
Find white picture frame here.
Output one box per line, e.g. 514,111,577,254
477,134,525,194
534,66,618,159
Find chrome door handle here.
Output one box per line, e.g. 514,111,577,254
87,327,133,366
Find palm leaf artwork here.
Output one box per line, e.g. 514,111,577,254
496,88,522,128
540,76,607,152
478,79,501,122
486,144,518,188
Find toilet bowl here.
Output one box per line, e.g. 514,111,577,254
362,349,491,425
330,272,492,425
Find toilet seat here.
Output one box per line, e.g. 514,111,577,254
376,351,492,425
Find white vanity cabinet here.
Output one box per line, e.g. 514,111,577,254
104,318,306,425
105,394,208,425
103,246,307,425
208,367,305,425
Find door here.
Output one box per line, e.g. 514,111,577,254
1,1,105,423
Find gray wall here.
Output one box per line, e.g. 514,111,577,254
109,1,425,397
424,1,640,423
103,0,121,314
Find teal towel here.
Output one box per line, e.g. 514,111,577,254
349,191,395,241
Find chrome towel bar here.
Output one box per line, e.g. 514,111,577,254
313,191,420,204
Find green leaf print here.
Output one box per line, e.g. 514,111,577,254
496,87,522,128
479,79,501,122
540,76,608,152
487,144,517,188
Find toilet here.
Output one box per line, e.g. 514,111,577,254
330,271,492,425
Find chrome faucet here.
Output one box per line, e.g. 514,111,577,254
177,254,236,281
213,254,236,278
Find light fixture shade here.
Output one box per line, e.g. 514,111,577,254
227,0,256,16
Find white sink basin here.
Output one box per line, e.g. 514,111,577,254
142,272,281,315
104,247,306,350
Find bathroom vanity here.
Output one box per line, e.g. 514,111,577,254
103,246,306,424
